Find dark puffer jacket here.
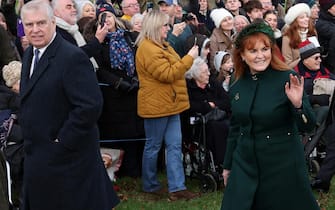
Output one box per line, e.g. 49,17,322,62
316,9,335,73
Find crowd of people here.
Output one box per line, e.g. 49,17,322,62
0,0,335,209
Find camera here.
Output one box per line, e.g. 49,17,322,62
182,13,195,22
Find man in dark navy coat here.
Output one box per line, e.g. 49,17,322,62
19,1,119,210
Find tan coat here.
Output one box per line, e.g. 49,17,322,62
136,38,193,118
209,28,234,71
281,35,301,69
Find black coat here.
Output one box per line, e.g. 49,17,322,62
316,10,335,72
56,26,102,58
20,34,119,210
183,79,231,165
186,78,231,115
0,26,17,84
95,31,144,139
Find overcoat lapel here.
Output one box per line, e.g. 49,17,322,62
20,34,61,101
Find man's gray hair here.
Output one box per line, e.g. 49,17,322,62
21,0,54,21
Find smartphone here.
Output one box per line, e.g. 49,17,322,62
146,2,153,12
194,37,197,46
100,13,107,27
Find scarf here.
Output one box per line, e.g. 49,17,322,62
107,29,135,77
299,28,308,42
55,17,99,70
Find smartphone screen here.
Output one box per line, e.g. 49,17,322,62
100,13,107,27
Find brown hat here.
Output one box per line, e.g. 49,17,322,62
2,61,22,87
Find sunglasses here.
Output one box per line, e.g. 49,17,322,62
311,55,321,61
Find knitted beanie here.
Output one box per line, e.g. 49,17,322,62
96,3,115,19
319,0,335,10
284,3,311,25
299,37,321,60
214,51,230,72
210,8,233,28
2,61,22,87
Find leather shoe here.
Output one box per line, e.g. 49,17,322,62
168,190,200,201
144,188,167,196
311,178,330,193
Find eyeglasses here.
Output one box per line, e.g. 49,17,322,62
311,55,321,61
124,3,140,8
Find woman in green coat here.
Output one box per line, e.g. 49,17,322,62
221,22,320,210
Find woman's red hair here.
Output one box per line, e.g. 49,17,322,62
233,32,290,80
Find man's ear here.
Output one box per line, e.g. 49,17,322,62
53,9,60,18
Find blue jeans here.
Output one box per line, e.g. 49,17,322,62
142,114,186,193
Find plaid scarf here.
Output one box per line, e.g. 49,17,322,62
108,29,135,77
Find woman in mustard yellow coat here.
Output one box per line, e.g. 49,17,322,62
135,10,200,201
221,22,320,210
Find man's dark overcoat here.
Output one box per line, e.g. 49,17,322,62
20,34,119,210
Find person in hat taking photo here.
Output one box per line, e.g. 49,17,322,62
221,22,320,210
82,3,145,178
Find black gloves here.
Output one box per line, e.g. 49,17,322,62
114,77,139,93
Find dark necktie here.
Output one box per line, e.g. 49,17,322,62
31,49,40,77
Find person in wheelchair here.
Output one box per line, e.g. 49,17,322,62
184,57,231,170
294,37,335,193
1,61,24,209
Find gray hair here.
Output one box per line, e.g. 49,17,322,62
185,57,207,80
21,0,54,21
76,0,95,19
130,13,143,26
135,10,169,46
234,15,250,24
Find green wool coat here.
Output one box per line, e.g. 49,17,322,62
221,68,320,210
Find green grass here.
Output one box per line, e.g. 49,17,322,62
114,173,335,210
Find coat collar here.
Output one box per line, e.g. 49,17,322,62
20,33,62,101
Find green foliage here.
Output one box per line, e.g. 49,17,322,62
114,174,335,210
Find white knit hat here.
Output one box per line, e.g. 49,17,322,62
214,51,230,72
284,3,311,25
2,61,22,87
210,8,233,28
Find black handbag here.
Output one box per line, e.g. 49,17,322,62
204,107,227,122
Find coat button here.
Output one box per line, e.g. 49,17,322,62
240,132,244,136
287,132,291,136
266,135,270,139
